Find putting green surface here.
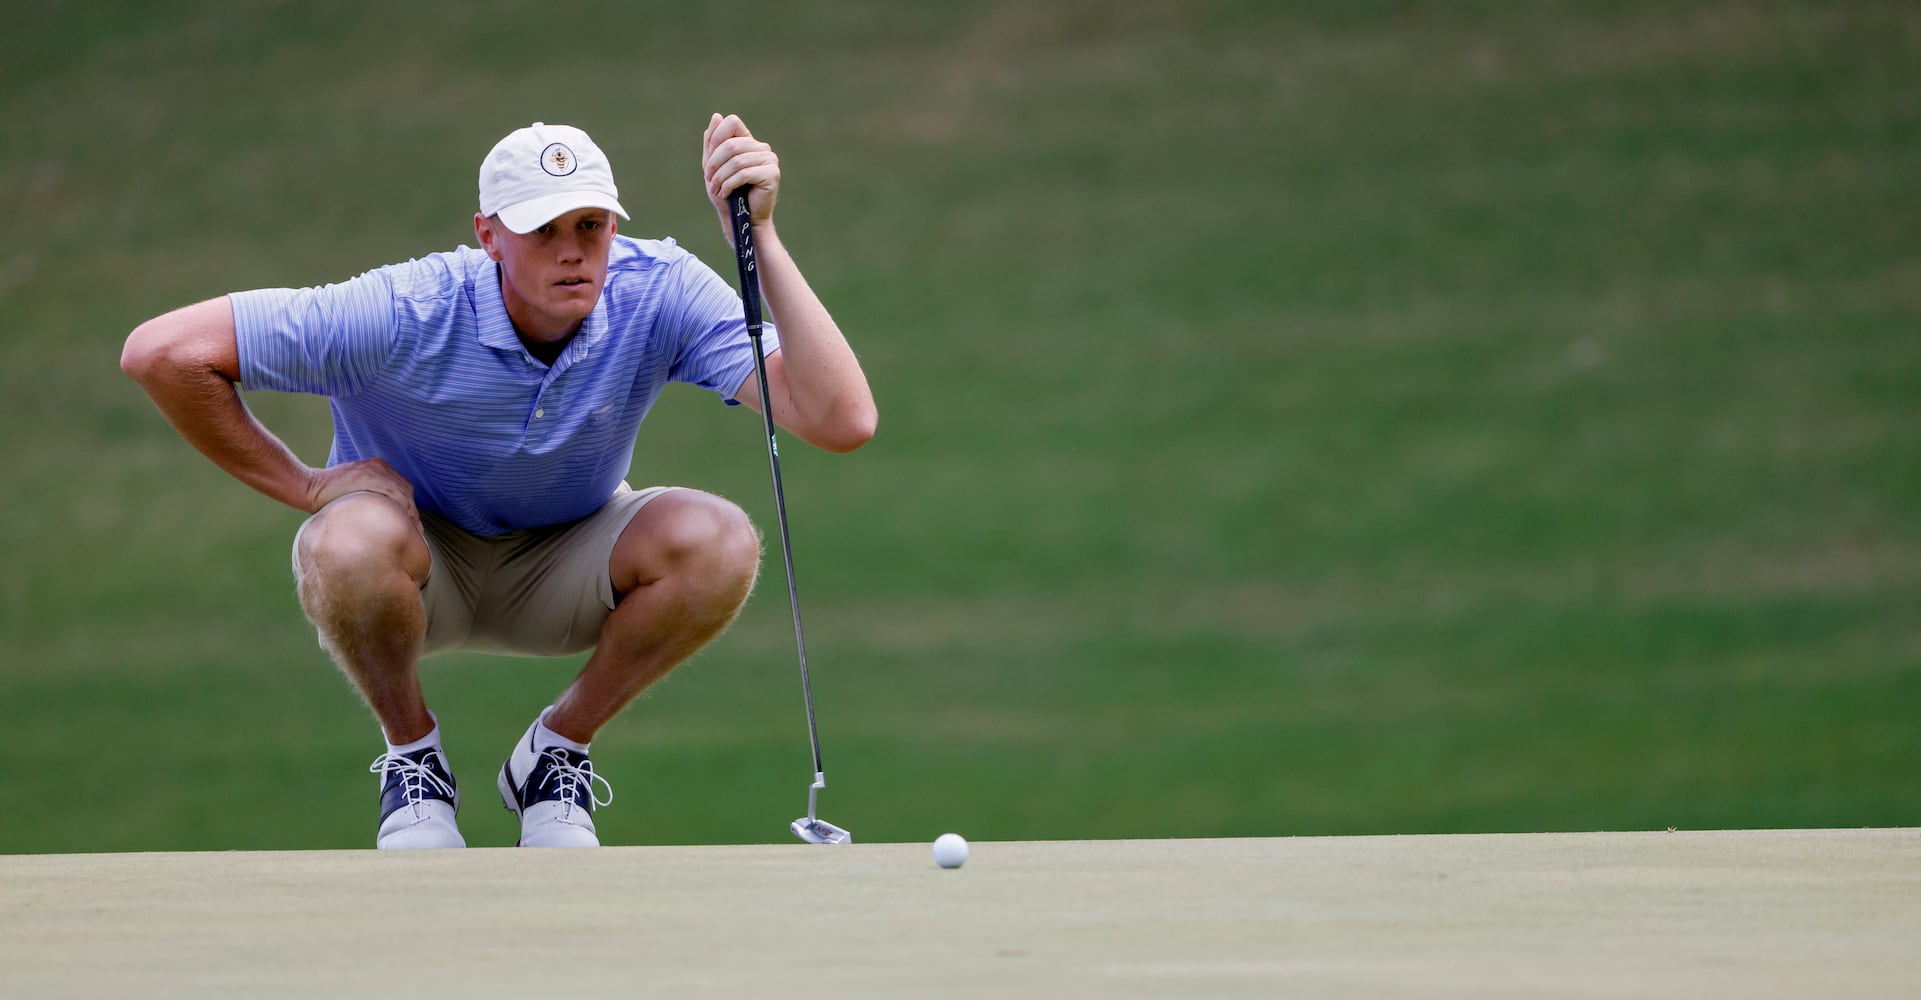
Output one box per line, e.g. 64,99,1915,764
3,829,1915,998
6,0,1918,858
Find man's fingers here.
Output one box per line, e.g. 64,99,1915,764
310,458,418,520
703,115,752,163
702,113,724,164
362,483,420,530
702,114,775,230
352,460,410,497
703,136,771,179
710,113,747,141
708,153,779,199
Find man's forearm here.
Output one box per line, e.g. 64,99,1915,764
749,222,877,451
145,368,316,512
122,299,317,513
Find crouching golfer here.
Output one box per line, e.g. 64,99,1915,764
121,117,876,848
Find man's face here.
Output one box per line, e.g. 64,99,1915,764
475,207,616,338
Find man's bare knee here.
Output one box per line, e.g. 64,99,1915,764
614,493,760,600
297,495,429,593
707,501,762,598
666,495,760,590
291,495,430,707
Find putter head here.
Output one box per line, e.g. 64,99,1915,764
791,817,852,845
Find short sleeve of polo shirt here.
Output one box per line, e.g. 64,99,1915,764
657,252,781,404
230,267,399,397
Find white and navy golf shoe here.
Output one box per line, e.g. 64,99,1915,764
369,746,465,850
498,717,614,848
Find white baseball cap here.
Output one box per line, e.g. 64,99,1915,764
478,122,630,234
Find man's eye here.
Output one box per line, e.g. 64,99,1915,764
535,224,554,236
580,220,600,231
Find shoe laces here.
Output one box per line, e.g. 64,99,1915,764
370,750,455,817
536,748,614,818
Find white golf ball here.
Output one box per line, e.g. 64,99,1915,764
932,832,969,868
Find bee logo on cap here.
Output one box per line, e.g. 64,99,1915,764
540,142,578,177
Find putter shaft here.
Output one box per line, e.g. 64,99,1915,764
728,189,844,843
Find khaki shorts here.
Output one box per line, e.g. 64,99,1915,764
293,484,681,658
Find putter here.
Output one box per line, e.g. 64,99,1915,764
728,189,851,846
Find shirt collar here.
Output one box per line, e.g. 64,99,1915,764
474,260,606,355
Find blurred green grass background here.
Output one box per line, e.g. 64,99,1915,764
1,0,1916,852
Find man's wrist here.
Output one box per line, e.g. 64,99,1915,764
293,466,323,514
748,219,780,249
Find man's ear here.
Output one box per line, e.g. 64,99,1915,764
474,213,502,261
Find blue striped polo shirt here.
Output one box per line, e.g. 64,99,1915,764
231,234,780,536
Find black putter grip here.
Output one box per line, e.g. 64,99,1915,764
728,190,763,337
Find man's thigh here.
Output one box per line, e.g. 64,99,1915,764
456,485,683,657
